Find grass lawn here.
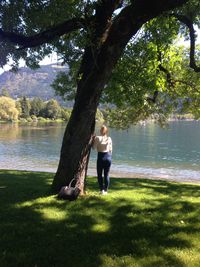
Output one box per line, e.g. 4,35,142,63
1,170,200,267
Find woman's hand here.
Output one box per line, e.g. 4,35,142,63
91,134,96,145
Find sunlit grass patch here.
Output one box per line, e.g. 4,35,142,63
1,170,200,267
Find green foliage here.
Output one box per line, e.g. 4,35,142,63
0,94,73,122
102,27,200,128
60,107,72,121
30,97,44,116
1,87,10,97
96,108,104,123
0,96,19,121
19,96,31,118
0,1,199,128
0,0,88,68
15,100,22,117
52,71,77,101
41,99,61,119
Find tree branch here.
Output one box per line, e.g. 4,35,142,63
77,1,124,80
172,79,196,88
147,90,159,103
172,14,200,72
158,51,196,91
0,1,124,50
94,0,124,41
157,51,174,87
0,17,85,49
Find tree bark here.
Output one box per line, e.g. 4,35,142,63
51,0,190,195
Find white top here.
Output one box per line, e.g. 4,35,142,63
93,135,112,153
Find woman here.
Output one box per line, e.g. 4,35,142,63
93,125,112,194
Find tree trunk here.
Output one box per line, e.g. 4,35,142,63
51,76,100,194
52,0,189,196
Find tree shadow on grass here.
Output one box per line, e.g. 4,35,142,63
0,170,53,203
1,171,200,267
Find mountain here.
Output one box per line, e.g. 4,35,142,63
0,64,68,100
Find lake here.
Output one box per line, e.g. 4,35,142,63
0,121,200,182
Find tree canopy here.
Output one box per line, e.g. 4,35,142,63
0,96,18,120
0,0,199,128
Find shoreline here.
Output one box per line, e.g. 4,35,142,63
88,168,200,184
1,167,200,185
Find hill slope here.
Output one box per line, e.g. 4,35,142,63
0,64,68,100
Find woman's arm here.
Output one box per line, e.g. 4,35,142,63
92,135,97,150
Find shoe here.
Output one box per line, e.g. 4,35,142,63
100,190,108,195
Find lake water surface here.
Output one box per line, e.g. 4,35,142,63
0,121,200,182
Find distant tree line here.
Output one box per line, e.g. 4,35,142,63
0,88,104,123
0,87,194,124
0,88,71,122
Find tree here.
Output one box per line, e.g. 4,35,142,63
43,99,61,119
1,87,10,97
60,108,72,121
19,96,31,118
30,97,44,117
0,0,199,196
0,96,19,121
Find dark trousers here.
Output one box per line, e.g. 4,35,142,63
97,152,112,191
